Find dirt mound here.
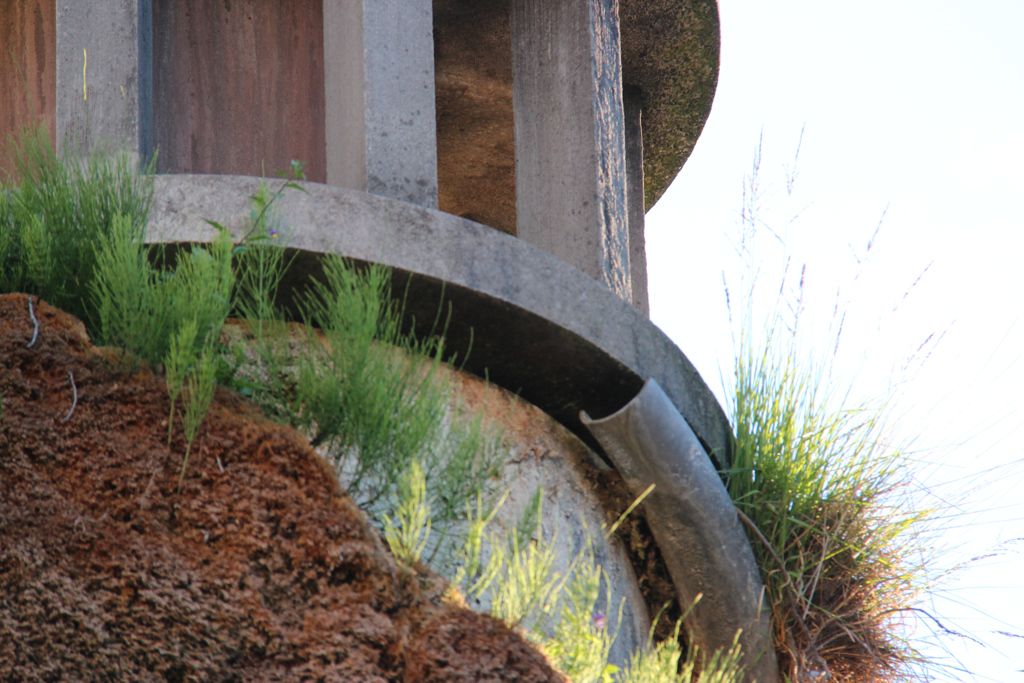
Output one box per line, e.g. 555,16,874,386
0,293,563,682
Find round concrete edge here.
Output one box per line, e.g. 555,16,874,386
148,173,733,466
620,0,721,207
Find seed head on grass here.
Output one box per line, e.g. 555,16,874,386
723,134,938,682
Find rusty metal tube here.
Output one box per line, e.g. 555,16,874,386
582,378,778,683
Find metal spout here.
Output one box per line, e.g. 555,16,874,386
583,378,778,683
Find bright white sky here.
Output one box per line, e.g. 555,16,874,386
645,1,1024,680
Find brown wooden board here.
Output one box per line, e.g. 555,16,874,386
0,0,56,182
152,0,326,182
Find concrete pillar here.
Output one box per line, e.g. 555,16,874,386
624,87,648,316
511,0,631,302
323,0,438,209
55,0,152,164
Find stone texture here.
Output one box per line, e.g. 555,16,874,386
56,0,151,161
324,0,438,207
624,87,649,315
512,0,631,303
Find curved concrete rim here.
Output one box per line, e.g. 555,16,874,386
148,173,732,466
582,379,777,683
619,0,721,206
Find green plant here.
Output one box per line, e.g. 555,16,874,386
728,331,926,681
165,318,198,446
6,133,742,683
232,251,504,540
541,549,621,683
382,460,433,565
490,510,562,629
231,179,295,336
721,136,936,682
619,617,746,683
0,126,152,325
177,347,218,493
437,483,745,683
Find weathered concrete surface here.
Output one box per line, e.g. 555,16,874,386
432,363,652,669
152,0,326,182
619,0,720,207
148,174,733,469
0,0,56,180
584,380,778,683
56,0,151,161
512,0,631,304
324,0,438,208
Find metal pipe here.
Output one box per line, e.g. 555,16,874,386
582,378,778,683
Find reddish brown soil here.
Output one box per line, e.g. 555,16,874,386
0,293,564,682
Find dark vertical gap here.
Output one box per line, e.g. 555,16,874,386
624,84,648,316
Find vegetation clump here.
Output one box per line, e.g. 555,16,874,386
721,137,938,682
1,131,749,683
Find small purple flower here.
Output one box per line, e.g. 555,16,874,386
592,611,606,630
269,226,279,239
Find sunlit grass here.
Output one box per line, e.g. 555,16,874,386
727,326,933,682
722,132,942,682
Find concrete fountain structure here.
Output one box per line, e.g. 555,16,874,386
2,1,778,679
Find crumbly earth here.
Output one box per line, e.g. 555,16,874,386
0,293,564,682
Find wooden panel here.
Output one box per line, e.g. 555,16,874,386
0,0,57,181
153,0,326,182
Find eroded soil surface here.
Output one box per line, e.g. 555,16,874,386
0,293,564,682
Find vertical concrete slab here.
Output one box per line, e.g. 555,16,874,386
512,0,631,301
0,0,56,179
324,0,438,208
152,0,326,182
624,87,648,316
55,0,152,163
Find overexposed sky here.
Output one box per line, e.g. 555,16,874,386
645,1,1024,680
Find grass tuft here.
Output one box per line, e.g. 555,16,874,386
728,330,930,682
722,133,939,682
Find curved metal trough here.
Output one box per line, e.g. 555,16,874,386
583,380,778,682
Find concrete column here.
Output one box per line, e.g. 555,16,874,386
624,87,648,316
323,0,438,209
511,0,631,302
55,0,152,164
